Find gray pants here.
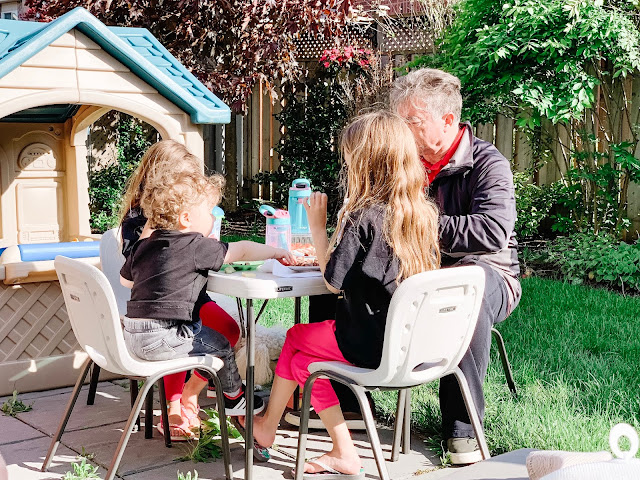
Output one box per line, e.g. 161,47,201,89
123,317,242,393
439,262,514,439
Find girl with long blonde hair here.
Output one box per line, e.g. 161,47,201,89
249,110,440,477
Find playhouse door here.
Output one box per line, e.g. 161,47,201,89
14,143,66,244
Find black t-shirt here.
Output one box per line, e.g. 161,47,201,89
120,208,213,320
120,230,228,321
324,205,399,369
121,206,147,259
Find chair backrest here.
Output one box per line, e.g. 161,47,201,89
99,227,130,317
375,265,485,387
55,255,137,376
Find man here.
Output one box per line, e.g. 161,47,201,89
390,68,521,464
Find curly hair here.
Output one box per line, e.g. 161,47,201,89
118,140,202,225
140,170,225,230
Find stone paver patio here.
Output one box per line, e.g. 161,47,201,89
0,380,458,480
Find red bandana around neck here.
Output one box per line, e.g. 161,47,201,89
423,124,466,185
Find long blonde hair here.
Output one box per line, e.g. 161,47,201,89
118,140,201,224
331,110,441,281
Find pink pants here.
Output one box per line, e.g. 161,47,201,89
275,320,351,413
164,301,240,402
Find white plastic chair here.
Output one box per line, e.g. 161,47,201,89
42,256,233,480
294,266,488,480
99,227,130,316
86,228,130,405
88,227,171,444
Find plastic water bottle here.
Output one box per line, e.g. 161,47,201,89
288,179,311,235
209,206,225,240
259,205,291,251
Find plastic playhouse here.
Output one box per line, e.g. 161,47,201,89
0,7,230,395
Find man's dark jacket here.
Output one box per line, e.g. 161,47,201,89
429,123,521,311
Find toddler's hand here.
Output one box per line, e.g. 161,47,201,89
303,192,328,232
273,248,296,266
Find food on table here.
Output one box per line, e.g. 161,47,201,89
224,265,236,274
290,243,319,266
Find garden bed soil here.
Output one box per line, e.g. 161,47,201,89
221,209,266,237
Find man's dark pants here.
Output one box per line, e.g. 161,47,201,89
310,262,514,438
439,262,512,439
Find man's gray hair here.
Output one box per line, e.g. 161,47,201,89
390,68,462,121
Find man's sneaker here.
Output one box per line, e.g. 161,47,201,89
447,437,483,465
284,409,366,430
223,390,265,416
206,386,216,399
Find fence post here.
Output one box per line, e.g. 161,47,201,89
222,115,238,212
495,115,514,161
475,123,495,143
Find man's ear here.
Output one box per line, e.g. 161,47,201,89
443,112,456,128
178,210,191,229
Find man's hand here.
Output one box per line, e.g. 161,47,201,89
303,192,328,233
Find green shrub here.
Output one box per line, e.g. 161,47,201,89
514,173,566,239
529,232,640,294
88,114,154,233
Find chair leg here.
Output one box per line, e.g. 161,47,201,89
391,389,407,462
353,384,391,480
236,297,246,338
42,358,92,471
105,376,158,480
294,376,314,480
491,327,517,396
295,371,391,480
402,388,411,455
130,379,140,431
212,371,233,480
452,367,490,460
144,385,154,439
86,363,101,405
158,379,172,448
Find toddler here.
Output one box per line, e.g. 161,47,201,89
120,168,295,439
118,140,240,439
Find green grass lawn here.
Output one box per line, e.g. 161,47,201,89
244,276,640,456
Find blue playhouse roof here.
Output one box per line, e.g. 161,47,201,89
0,7,230,124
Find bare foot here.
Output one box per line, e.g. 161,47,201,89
304,452,361,476
164,413,195,439
242,415,276,448
181,402,201,431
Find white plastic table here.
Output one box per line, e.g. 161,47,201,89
207,270,330,480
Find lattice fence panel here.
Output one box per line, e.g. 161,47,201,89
294,27,374,60
0,282,77,363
